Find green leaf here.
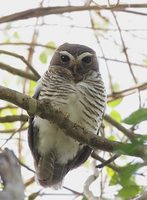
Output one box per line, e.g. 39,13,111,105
143,59,147,66
29,80,36,96
112,83,120,92
108,135,117,141
119,164,140,185
39,41,56,64
3,122,15,130
39,52,48,64
46,41,56,49
82,196,88,200
123,108,147,125
106,167,115,177
110,110,121,123
109,171,119,185
118,184,140,199
108,98,122,108
13,31,20,39
5,38,11,43
46,41,56,55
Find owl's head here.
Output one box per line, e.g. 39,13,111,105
50,43,99,81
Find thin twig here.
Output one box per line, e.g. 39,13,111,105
0,50,40,79
96,153,120,168
108,82,147,102
0,114,28,123
117,9,147,16
111,11,137,84
18,159,35,173
104,114,140,141
91,151,120,172
63,186,83,196
0,62,38,81
89,12,114,92
0,122,26,148
24,176,35,187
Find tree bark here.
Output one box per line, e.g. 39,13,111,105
0,149,24,200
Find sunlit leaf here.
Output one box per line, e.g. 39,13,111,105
10,108,17,115
110,110,121,123
108,98,122,108
39,52,48,64
13,31,20,39
46,41,56,49
3,122,15,130
106,167,115,178
143,59,147,66
109,171,119,185
108,135,117,141
29,80,36,96
112,83,120,92
123,108,147,125
39,41,56,64
46,41,56,54
5,38,11,43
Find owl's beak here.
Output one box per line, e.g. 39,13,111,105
72,61,83,82
72,59,80,75
73,64,78,74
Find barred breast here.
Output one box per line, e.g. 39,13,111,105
33,69,106,164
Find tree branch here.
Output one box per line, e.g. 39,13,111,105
135,191,147,200
91,151,120,172
0,85,146,159
0,4,146,24
107,82,147,102
0,62,38,81
104,114,140,141
0,115,28,123
0,50,40,79
0,148,24,200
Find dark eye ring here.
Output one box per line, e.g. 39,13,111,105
61,55,70,63
82,56,92,64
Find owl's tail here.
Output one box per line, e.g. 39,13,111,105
36,151,55,187
35,151,67,188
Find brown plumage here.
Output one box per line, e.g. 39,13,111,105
28,43,107,188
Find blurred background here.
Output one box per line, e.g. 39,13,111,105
0,1,147,199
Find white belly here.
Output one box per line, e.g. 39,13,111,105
34,91,85,164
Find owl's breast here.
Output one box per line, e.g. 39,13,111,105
34,71,106,164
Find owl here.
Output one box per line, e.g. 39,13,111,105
28,43,106,188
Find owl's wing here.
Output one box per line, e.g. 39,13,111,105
68,145,92,169
28,81,57,187
28,81,42,165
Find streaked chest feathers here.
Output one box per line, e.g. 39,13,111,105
34,69,106,164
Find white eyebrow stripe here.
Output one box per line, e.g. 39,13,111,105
77,52,93,60
59,51,75,60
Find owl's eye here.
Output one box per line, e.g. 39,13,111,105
61,55,70,63
82,56,92,64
